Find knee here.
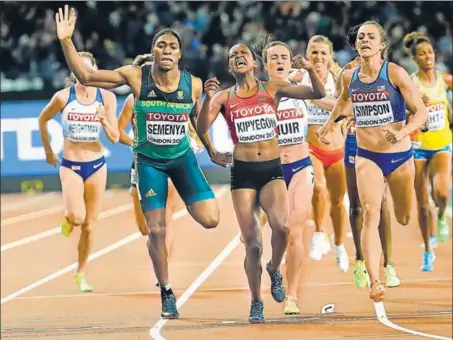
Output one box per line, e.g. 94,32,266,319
397,214,410,226
361,204,381,225
148,221,166,238
200,213,219,229
244,238,263,257
65,211,85,226
81,221,94,233
349,203,363,219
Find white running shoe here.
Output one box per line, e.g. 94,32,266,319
331,235,349,272
309,232,327,261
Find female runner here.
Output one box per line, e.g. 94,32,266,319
403,31,452,271
252,35,314,314
38,51,119,292
291,36,349,272
198,43,325,322
318,21,427,302
342,28,400,289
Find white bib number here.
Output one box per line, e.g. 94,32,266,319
234,114,277,143
276,108,307,146
146,112,188,145
307,104,330,125
67,112,101,142
427,104,445,131
353,101,395,127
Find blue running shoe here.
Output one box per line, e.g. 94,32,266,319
249,300,264,324
161,289,179,319
420,251,435,272
266,261,285,303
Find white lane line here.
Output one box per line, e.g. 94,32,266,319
1,203,133,252
1,191,115,227
1,192,58,212
150,233,241,340
14,276,451,301
373,301,452,340
1,206,64,226
1,186,228,305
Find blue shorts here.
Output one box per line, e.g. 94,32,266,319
61,156,106,181
282,156,313,187
344,133,357,168
414,144,452,161
135,149,215,212
357,147,413,177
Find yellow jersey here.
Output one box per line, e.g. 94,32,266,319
411,71,451,150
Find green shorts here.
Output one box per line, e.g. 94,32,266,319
135,149,215,212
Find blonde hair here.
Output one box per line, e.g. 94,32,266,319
306,35,335,70
402,31,431,57
358,21,389,59
65,51,98,87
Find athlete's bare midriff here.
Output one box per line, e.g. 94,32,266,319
307,124,344,150
279,142,309,164
233,138,280,162
356,120,412,153
63,139,104,162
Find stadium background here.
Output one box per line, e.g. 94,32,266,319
1,1,452,193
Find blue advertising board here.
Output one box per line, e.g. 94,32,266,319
1,96,234,178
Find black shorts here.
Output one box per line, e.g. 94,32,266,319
230,158,284,192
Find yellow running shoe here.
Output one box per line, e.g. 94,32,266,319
75,273,93,292
284,296,300,315
384,264,400,288
353,260,370,289
60,218,73,237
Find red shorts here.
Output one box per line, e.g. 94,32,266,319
309,144,344,169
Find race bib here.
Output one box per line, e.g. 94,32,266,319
232,104,277,143
146,112,188,145
67,112,101,142
427,103,445,131
307,103,330,125
277,108,307,146
351,91,395,127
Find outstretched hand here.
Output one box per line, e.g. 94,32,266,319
55,4,77,40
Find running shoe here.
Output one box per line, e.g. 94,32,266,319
161,289,179,319
420,251,436,272
369,280,385,302
309,232,327,260
384,264,400,288
420,235,438,249
353,260,369,289
74,273,93,292
437,211,450,243
60,218,73,237
266,261,285,303
249,300,264,323
284,296,300,315
331,235,349,272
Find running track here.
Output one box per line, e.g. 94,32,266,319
1,185,452,339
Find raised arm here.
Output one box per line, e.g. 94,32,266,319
56,5,132,87
389,63,428,138
38,90,67,166
118,94,135,146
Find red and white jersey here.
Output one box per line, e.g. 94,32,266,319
223,81,278,144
